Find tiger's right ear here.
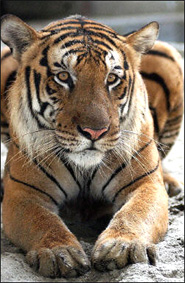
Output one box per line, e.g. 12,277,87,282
1,14,38,61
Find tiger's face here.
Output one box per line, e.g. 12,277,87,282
40,44,128,167
1,15,159,168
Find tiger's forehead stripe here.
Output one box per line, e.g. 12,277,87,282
53,29,118,48
38,17,128,73
43,18,118,33
39,16,129,77
40,17,126,48
41,24,119,40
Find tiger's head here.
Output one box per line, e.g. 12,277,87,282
1,15,159,169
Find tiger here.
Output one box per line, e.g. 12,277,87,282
1,14,183,278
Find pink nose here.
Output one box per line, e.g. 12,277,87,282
82,127,108,141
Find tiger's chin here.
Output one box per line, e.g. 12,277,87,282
67,149,104,169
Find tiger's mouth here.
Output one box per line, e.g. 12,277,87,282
67,148,105,169
85,142,99,151
86,147,97,151
55,131,117,168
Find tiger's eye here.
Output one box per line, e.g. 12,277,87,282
58,71,69,81
107,73,117,84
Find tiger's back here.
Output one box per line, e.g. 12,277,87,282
1,47,18,144
141,41,183,157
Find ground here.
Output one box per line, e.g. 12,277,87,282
1,117,184,282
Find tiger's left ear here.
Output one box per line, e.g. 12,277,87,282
1,14,38,61
126,22,159,54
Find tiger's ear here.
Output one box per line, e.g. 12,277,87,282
126,22,159,54
1,14,38,61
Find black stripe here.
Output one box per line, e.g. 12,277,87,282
26,66,35,119
120,101,127,116
119,86,127,100
34,70,54,120
92,39,113,51
149,106,160,134
42,24,79,32
122,51,129,70
87,165,100,191
40,46,52,77
62,48,86,60
1,132,10,138
54,32,79,45
1,51,12,61
8,168,59,206
112,159,160,203
86,26,118,37
54,62,62,68
166,115,182,125
50,97,59,103
49,20,114,32
102,140,152,196
46,84,56,95
39,102,50,116
161,125,181,134
114,66,122,70
33,159,68,199
26,67,39,122
161,131,179,139
127,75,132,94
40,46,49,66
40,26,78,40
25,67,49,129
162,142,174,148
59,155,82,191
141,72,170,112
45,20,82,31
87,30,117,47
60,39,85,49
1,121,9,127
54,30,117,48
76,52,88,66
119,76,132,118
93,49,107,66
157,145,168,158
33,70,41,104
4,71,17,95
127,74,135,111
11,141,66,200
171,102,183,113
146,50,175,62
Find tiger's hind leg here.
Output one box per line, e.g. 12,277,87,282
163,170,182,197
158,103,183,159
159,103,184,197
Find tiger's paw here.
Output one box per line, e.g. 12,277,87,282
26,246,90,278
92,238,156,272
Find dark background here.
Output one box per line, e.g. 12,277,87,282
1,1,184,20
1,1,184,48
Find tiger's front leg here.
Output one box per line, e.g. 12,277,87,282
92,165,168,271
2,146,90,278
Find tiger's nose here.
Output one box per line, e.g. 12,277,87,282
77,126,109,141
